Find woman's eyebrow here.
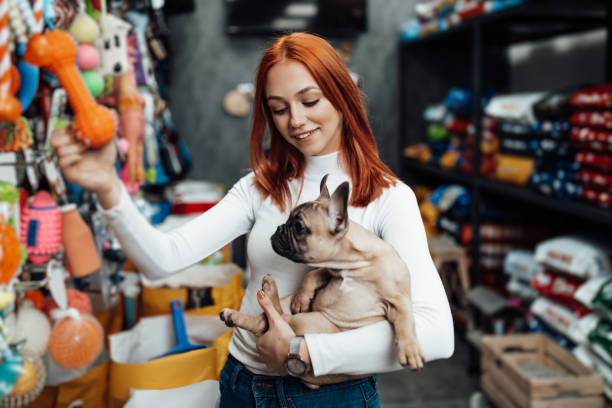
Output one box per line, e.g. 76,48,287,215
267,86,320,101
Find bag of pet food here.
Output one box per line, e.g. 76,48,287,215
575,276,612,317
534,235,612,279
573,345,612,400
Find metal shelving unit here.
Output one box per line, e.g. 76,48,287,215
399,0,612,286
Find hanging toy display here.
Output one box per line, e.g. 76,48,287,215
47,309,103,370
0,321,23,400
13,0,43,112
0,223,20,284
67,11,98,44
60,204,101,277
0,0,22,122
44,287,92,316
95,13,131,77
12,301,51,357
0,117,32,152
0,350,46,407
118,66,145,192
24,30,116,148
20,190,61,265
23,290,44,311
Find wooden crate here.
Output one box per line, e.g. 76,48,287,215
481,334,604,408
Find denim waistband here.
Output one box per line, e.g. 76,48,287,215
224,354,377,398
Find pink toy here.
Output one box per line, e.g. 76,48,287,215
0,0,22,122
77,44,99,70
24,30,116,148
118,66,145,190
20,191,61,264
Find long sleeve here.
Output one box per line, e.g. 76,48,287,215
304,182,454,376
102,174,259,280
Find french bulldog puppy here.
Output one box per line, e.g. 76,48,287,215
220,175,424,384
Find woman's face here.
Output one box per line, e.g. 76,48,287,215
265,60,343,157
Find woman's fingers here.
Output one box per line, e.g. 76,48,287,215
55,141,87,157
57,153,83,170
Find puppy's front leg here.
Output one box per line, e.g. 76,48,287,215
386,296,424,370
219,309,268,336
291,268,331,314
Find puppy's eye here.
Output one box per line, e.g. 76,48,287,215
293,219,309,236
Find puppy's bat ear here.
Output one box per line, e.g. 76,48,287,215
329,181,349,237
318,174,330,200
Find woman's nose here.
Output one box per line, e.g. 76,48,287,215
289,106,306,128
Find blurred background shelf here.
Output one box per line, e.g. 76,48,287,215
403,158,612,227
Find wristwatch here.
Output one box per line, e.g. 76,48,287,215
284,336,308,377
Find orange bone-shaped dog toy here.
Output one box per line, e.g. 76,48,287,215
24,30,115,147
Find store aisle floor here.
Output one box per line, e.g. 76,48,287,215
378,333,479,407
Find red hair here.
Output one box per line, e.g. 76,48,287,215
249,32,397,212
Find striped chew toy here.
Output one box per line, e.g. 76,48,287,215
0,0,22,122
17,0,37,37
32,0,42,33
7,0,26,48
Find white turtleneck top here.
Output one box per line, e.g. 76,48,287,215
103,151,454,376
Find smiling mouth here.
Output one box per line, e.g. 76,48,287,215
293,128,318,140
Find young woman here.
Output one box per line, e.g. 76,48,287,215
51,32,454,407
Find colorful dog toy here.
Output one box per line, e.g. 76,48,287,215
24,30,116,148
0,222,20,284
48,311,103,370
118,67,145,190
2,350,46,406
0,0,22,122
20,190,61,265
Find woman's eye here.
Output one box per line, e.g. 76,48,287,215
303,99,319,107
271,107,287,115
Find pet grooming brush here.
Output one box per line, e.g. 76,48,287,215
153,299,206,359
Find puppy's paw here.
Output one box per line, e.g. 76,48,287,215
397,338,425,371
290,293,312,314
261,274,278,297
219,309,236,328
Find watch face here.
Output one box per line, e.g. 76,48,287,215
286,357,308,376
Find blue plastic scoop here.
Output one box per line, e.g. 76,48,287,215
153,299,207,359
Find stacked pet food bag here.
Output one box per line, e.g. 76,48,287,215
0,0,194,406
484,85,612,209
571,85,612,209
400,0,523,42
502,235,612,399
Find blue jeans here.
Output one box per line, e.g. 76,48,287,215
219,354,381,408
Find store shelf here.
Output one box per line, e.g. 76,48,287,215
401,0,609,49
402,158,473,185
477,177,612,227
403,158,612,227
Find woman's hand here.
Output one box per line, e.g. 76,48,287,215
256,290,311,375
50,125,121,209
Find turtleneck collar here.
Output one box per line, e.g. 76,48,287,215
304,151,343,180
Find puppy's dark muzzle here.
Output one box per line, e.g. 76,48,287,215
270,225,305,263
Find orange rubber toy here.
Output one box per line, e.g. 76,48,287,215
0,222,20,284
24,30,115,148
